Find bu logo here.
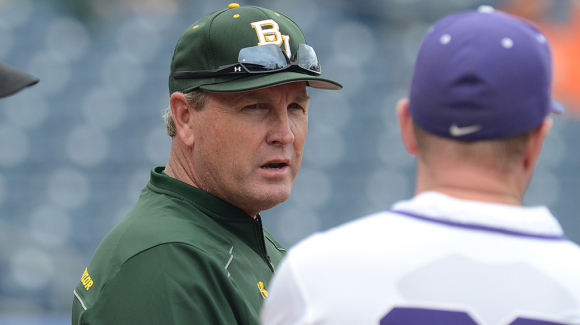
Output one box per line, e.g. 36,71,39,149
251,19,291,58
257,281,268,299
234,66,241,72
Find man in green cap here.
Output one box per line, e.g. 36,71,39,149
72,3,341,325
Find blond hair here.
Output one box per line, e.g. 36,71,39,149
413,123,535,172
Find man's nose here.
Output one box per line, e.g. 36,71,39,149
266,110,295,146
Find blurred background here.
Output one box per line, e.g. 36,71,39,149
0,0,579,323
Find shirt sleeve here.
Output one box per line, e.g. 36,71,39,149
260,254,312,325
78,243,249,325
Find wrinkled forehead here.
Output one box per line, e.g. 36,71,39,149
209,81,309,105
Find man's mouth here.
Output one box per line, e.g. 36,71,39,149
260,162,288,169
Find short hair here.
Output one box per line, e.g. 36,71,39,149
412,122,535,173
164,90,209,137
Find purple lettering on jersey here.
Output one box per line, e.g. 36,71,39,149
510,318,567,325
380,307,478,325
380,307,570,325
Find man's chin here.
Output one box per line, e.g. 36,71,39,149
249,186,292,211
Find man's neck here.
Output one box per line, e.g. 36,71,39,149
418,186,521,205
415,161,525,206
164,138,198,188
164,138,260,219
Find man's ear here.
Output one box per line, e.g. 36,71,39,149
523,117,553,172
170,92,195,147
396,98,419,156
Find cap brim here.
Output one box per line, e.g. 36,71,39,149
550,100,565,114
198,70,342,92
0,63,39,98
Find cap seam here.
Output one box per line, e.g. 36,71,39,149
252,6,277,21
276,12,308,44
206,9,227,76
169,33,182,94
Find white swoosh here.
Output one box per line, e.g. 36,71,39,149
449,124,482,137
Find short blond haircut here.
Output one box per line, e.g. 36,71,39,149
413,123,535,173
164,90,210,137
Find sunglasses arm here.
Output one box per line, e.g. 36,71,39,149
173,63,249,79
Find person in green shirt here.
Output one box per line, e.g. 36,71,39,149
72,3,341,325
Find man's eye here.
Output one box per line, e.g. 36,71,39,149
288,103,301,109
245,104,258,109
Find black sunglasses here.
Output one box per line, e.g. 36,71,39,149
172,43,321,79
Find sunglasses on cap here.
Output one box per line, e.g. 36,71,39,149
173,43,321,79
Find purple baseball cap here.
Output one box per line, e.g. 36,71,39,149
409,6,563,141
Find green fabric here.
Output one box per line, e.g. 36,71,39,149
199,71,341,92
169,5,341,94
72,166,286,325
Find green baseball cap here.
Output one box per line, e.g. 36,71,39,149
169,3,342,94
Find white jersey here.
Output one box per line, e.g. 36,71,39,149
261,191,580,325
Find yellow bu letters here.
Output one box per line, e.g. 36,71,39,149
250,19,291,58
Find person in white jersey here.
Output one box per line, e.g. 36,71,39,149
261,6,580,325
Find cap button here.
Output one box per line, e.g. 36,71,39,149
228,3,240,8
478,5,495,13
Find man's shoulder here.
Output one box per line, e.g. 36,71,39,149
73,242,236,325
82,186,235,289
115,184,231,247
82,241,222,289
287,210,402,256
84,231,230,294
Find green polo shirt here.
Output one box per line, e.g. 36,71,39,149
72,166,286,325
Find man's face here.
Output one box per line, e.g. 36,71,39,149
189,82,309,217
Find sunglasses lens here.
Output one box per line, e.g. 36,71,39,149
238,44,289,72
297,44,321,73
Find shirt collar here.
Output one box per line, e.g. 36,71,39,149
391,191,565,239
148,166,270,257
148,166,255,221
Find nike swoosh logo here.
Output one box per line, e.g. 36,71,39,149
449,124,482,137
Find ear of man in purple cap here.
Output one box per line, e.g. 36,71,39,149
0,62,39,98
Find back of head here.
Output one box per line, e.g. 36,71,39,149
412,123,534,173
408,6,561,171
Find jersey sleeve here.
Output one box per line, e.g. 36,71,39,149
76,243,249,325
260,255,312,325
